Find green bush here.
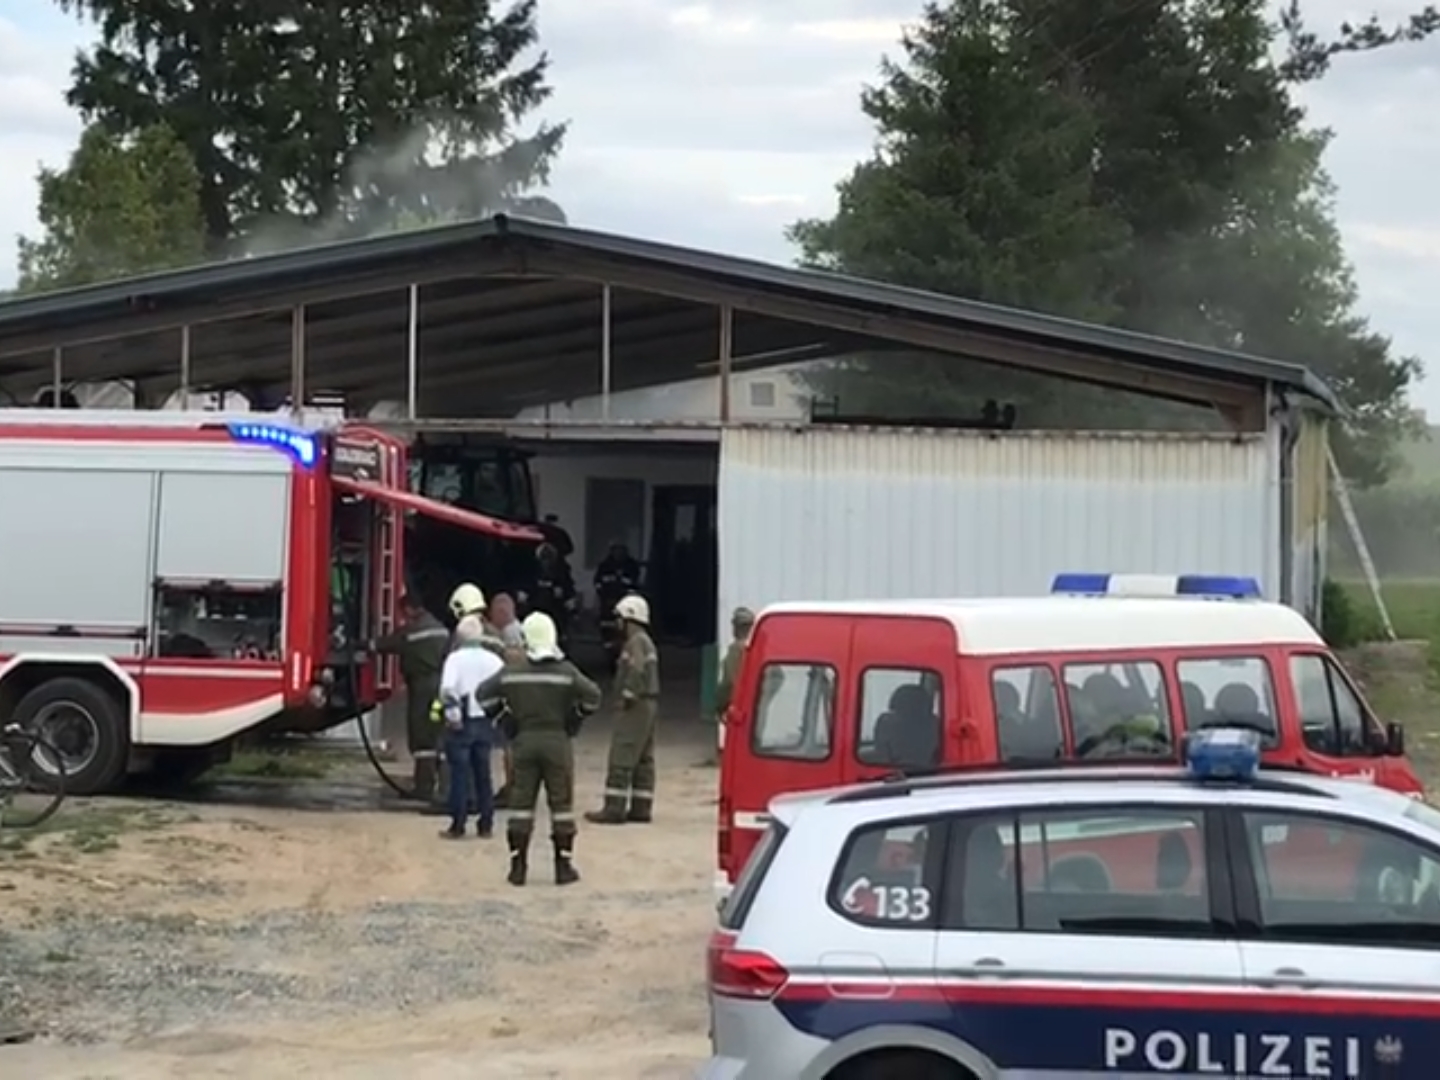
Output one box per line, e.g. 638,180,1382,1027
1321,578,1365,648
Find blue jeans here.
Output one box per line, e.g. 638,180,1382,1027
444,718,494,831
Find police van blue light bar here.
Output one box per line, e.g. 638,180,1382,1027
1185,727,1261,783
1050,572,1261,600
226,423,318,467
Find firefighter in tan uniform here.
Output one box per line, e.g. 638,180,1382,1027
715,606,755,716
370,593,450,805
586,594,660,825
498,612,602,885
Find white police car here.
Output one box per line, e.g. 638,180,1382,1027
702,729,1440,1080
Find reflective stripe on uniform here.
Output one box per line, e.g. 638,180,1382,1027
508,810,535,821
407,627,450,642
412,749,438,761
630,790,653,802
603,787,629,798
551,812,575,823
501,672,577,686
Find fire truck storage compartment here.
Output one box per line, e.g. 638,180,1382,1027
330,494,377,648
0,466,155,634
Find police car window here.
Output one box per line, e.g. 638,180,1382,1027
943,808,1211,935
991,666,1063,762
1290,654,1378,758
1175,656,1278,745
719,822,788,931
751,662,835,761
856,668,943,769
1241,811,1440,946
831,820,937,928
1061,662,1172,760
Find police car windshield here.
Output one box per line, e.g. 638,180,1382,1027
1404,798,1440,834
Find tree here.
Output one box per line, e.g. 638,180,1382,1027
55,0,566,251
791,0,1421,481
16,123,206,293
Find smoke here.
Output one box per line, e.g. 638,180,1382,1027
237,115,567,259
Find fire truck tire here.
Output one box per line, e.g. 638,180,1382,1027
12,677,128,796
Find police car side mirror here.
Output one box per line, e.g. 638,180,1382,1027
1385,721,1406,757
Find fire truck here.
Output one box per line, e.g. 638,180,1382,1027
0,409,541,793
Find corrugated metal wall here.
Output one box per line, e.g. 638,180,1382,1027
717,428,1278,641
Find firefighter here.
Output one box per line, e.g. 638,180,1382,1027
586,593,660,825
530,542,578,650
435,615,505,839
498,611,602,886
370,593,450,805
715,606,755,716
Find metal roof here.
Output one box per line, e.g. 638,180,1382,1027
0,214,1340,416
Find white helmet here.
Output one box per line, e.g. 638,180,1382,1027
521,611,562,659
454,615,487,644
614,593,650,626
448,583,486,619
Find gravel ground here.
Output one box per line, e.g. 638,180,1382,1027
0,717,717,1078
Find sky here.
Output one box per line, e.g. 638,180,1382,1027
1,0,1437,409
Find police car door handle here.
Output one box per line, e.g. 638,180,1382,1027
969,957,1006,970
1255,966,1317,989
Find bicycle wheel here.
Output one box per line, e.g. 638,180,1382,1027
0,729,67,829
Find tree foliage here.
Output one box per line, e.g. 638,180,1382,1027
54,0,566,252
16,123,206,293
790,0,1423,484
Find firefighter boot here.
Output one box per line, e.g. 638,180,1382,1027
626,794,653,824
553,832,580,886
506,829,530,887
583,795,628,825
409,752,438,804
421,757,450,816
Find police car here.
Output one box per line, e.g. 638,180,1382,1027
702,729,1440,1080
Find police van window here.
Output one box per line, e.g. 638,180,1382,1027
750,663,836,761
1061,662,1172,760
830,820,937,928
1241,811,1440,946
991,666,1063,762
1175,656,1278,745
856,668,943,769
1290,654,1379,757
943,808,1211,935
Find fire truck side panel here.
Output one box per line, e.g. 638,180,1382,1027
0,433,299,770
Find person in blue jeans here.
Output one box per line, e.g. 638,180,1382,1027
437,615,505,840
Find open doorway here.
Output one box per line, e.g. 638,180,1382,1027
649,484,717,643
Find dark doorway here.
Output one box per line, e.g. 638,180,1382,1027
648,484,717,644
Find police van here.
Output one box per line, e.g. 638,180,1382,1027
704,729,1440,1079
716,573,1422,899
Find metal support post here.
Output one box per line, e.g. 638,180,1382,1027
717,304,733,422
179,324,192,404
600,284,612,421
50,346,62,408
406,283,420,419
289,305,307,421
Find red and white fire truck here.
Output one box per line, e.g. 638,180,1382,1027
0,409,541,793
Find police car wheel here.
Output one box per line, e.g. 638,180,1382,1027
828,1049,971,1080
13,677,128,796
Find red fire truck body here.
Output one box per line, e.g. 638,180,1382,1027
0,410,539,793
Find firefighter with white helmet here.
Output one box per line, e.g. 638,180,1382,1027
431,582,506,814
497,611,601,885
586,592,661,825
449,582,486,621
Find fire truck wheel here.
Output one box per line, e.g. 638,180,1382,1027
13,677,128,796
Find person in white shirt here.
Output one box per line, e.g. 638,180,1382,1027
436,615,506,839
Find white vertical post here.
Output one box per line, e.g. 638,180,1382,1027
406,283,420,419
289,305,306,421
50,346,62,407
718,304,733,422
600,284,612,421
179,324,192,405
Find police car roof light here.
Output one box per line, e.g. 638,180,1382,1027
226,423,318,467
1050,572,1261,600
1185,727,1262,783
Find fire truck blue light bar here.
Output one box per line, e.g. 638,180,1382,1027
1050,573,1261,600
226,423,318,467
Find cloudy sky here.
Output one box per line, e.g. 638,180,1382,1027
1,0,1437,408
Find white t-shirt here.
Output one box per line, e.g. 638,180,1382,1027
439,646,505,719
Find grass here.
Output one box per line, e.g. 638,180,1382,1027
207,746,334,781
1336,578,1440,645
0,803,189,858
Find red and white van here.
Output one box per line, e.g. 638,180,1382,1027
716,573,1421,896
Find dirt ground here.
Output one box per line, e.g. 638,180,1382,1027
0,715,719,1079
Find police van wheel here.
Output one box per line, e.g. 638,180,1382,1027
828,1049,972,1080
13,677,128,796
